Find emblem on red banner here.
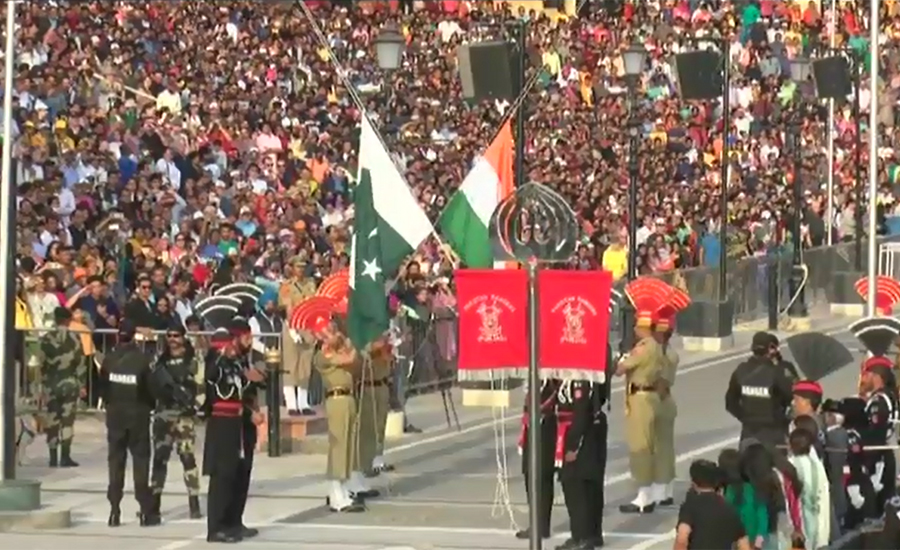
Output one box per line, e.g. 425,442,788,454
455,269,528,380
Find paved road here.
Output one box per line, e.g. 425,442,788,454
5,321,863,550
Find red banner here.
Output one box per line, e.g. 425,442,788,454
537,270,612,382
455,269,528,381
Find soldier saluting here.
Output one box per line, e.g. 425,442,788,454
148,322,203,522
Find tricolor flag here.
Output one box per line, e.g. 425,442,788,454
438,120,515,268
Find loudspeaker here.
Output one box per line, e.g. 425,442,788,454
812,56,852,99
457,41,516,101
673,50,723,100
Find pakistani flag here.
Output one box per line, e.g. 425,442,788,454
347,116,434,349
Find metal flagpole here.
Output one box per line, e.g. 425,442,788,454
866,0,879,314
0,0,17,481
825,0,836,245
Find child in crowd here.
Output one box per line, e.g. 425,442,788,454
719,449,769,549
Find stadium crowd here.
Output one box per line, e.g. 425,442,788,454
6,0,900,336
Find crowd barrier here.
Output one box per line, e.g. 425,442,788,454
13,316,458,419
648,236,900,323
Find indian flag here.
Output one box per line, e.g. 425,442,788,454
438,120,515,268
347,116,434,349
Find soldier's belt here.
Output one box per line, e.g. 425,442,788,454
210,400,243,418
325,388,353,399
628,384,657,395
361,378,390,388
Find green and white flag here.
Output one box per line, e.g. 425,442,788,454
347,116,434,349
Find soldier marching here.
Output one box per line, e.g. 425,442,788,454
40,307,86,468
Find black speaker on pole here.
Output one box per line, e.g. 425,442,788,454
673,50,722,100
457,41,516,101
812,56,852,99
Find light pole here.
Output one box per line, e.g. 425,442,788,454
373,26,405,129
787,56,811,318
621,44,647,349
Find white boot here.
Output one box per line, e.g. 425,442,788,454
621,486,654,513
296,387,311,411
346,470,377,497
650,483,666,504
372,454,393,473
328,480,353,511
664,481,675,501
283,387,298,412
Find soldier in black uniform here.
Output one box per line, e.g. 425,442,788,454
230,317,265,540
203,320,265,544
557,379,609,550
99,320,156,527
767,333,801,382
725,332,794,448
838,396,877,530
859,357,899,516
515,378,560,541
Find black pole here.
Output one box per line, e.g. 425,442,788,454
622,79,639,350
853,51,863,271
767,256,779,331
526,259,541,550
510,20,540,550
514,20,527,189
788,111,808,316
266,350,282,457
718,40,731,301
1,170,16,479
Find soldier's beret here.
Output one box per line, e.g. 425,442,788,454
118,319,137,339
209,328,232,350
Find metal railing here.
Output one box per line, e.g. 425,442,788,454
13,315,459,420
644,236,900,323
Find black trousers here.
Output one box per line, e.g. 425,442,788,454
523,467,555,534
106,409,152,513
225,421,257,529
208,467,240,536
561,477,605,541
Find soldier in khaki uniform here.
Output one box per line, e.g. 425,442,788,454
299,298,366,513
651,306,680,508
279,256,318,414
355,339,394,477
615,308,663,514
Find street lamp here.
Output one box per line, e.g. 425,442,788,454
373,25,405,71
622,44,646,349
787,56,811,318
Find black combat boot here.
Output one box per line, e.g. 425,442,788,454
48,448,58,468
139,511,161,527
59,442,79,467
108,507,121,527
188,496,203,519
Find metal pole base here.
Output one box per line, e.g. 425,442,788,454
787,267,808,318
0,479,71,531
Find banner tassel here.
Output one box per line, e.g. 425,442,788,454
489,375,521,532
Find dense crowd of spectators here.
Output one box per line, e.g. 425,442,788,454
8,0,900,336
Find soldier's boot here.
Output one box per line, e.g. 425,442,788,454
59,442,79,468
108,507,121,528
48,448,58,468
188,496,203,519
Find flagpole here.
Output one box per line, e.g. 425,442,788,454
866,0,879,315
825,0,836,245
0,0,17,482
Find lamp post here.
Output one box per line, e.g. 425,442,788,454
621,44,647,349
787,56,811,318
374,26,405,128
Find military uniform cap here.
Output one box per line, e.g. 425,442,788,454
654,287,691,332
118,319,136,339
290,295,338,335
820,398,841,414
53,306,73,323
624,277,673,329
849,316,900,366
209,327,232,350
791,380,823,403
228,316,252,335
854,275,900,316
751,331,776,353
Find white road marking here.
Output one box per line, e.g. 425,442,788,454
82,517,660,539
626,529,677,550
386,325,846,456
